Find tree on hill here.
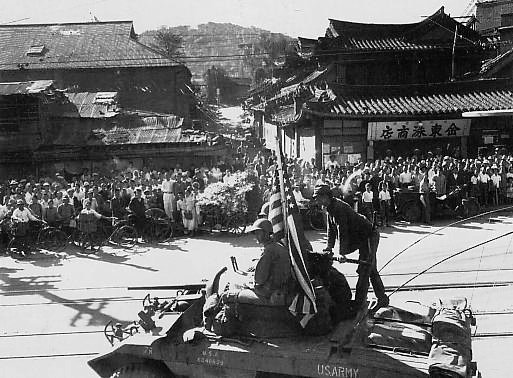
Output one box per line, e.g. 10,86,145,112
149,27,185,59
243,33,296,84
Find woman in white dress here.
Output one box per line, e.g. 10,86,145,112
181,187,198,235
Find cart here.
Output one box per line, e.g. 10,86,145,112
394,188,423,222
199,204,246,236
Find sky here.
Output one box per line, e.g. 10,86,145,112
1,0,474,38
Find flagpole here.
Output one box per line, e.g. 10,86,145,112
276,137,289,245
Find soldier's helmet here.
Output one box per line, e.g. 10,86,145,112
246,218,273,234
312,184,332,199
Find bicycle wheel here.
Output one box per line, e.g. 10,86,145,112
151,220,173,242
8,238,26,259
38,228,68,252
308,208,326,231
79,232,102,254
227,215,246,236
110,226,137,248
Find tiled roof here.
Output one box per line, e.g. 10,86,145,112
334,37,436,51
63,92,119,118
480,48,513,76
306,89,513,117
0,21,181,70
320,8,483,53
0,80,54,95
92,126,209,145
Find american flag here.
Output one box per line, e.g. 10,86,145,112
268,152,317,327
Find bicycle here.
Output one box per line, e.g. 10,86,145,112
7,220,68,258
304,201,326,231
143,208,174,242
73,217,137,254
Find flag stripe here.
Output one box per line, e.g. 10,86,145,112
288,214,317,311
267,144,317,328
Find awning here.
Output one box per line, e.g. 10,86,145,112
462,109,513,117
0,80,54,95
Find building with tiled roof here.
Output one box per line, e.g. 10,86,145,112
0,79,226,178
0,21,193,118
248,8,512,163
0,21,181,70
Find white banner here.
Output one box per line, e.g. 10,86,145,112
368,119,470,141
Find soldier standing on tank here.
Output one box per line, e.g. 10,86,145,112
312,184,389,312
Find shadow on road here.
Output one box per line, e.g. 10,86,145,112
0,266,128,328
66,247,158,272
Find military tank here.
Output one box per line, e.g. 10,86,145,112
89,257,480,378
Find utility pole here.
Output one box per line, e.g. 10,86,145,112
451,24,458,81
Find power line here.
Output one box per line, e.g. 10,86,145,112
0,0,112,26
0,42,490,68
0,18,30,25
141,32,290,38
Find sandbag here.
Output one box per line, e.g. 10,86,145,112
432,308,471,348
428,308,472,377
428,341,469,377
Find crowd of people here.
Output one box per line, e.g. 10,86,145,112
254,149,513,226
0,160,246,245
1,147,513,247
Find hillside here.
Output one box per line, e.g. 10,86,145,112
139,22,294,83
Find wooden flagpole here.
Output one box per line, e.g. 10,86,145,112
276,137,289,245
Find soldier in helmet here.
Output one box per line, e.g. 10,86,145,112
245,218,294,304
312,184,388,313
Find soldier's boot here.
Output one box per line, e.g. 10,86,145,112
354,270,370,310
369,269,389,314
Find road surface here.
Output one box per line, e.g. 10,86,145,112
1,211,512,377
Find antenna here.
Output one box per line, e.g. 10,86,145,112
462,0,477,17
89,12,100,23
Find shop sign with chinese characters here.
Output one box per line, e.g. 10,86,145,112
367,119,470,141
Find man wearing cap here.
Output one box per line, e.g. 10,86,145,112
58,196,75,229
244,218,294,304
111,188,128,219
78,199,113,247
12,199,43,236
313,184,388,312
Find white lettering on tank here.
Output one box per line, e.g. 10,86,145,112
316,364,359,377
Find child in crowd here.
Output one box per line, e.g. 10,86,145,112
361,182,374,222
507,177,513,204
379,182,391,227
490,168,501,206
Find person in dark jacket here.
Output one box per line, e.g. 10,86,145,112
313,184,388,312
129,188,146,236
110,188,128,219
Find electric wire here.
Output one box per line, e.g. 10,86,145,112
388,229,513,297
379,205,513,272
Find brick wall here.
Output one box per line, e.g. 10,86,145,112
476,0,513,32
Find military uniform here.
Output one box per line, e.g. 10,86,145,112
326,197,386,307
253,239,294,302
